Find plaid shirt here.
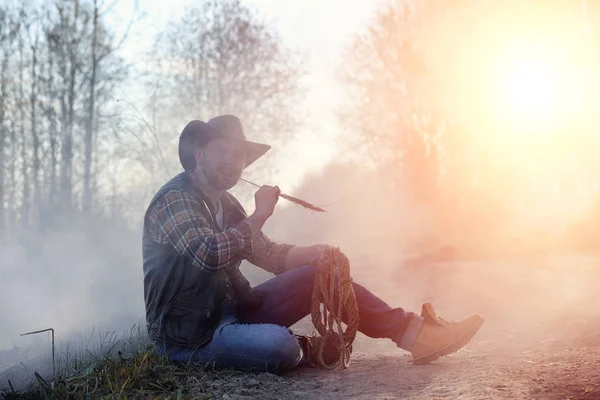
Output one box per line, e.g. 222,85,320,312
146,184,293,275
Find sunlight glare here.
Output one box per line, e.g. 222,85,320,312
493,47,579,131
507,59,561,115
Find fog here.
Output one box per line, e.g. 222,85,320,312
2,157,600,391
0,218,144,364
265,161,600,349
2,1,600,397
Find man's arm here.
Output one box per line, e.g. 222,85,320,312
248,232,323,274
283,244,323,270
150,183,282,273
151,190,259,273
246,232,292,274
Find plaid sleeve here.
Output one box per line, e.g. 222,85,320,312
247,231,293,275
149,189,254,273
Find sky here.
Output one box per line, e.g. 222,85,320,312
107,0,387,190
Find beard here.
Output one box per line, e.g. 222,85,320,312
203,164,241,191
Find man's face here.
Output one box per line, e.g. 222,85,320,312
197,137,247,191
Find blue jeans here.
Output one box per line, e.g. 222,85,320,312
156,265,422,373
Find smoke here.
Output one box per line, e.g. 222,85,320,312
263,160,600,349
2,159,600,389
0,217,145,372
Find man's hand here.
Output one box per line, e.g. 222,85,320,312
311,244,337,265
283,243,337,270
246,185,280,238
253,185,280,220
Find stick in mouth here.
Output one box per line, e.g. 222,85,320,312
239,178,326,212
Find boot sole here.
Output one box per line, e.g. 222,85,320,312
413,316,484,365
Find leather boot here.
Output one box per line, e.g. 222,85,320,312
296,334,346,367
411,303,484,365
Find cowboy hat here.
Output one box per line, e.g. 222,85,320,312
178,115,271,171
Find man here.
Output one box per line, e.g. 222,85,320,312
142,115,483,373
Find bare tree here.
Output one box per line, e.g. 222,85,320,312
341,0,600,254
44,0,92,215
144,0,304,182
0,7,17,233
0,0,301,234
82,0,131,214
0,0,132,232
0,7,21,234
17,9,31,228
41,14,60,223
340,1,440,208
81,0,99,214
29,15,42,224
62,4,81,213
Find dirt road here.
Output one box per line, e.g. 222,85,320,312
283,331,600,400
219,255,600,399
203,325,598,400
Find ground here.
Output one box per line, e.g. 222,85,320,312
204,254,600,400
2,255,600,399
183,324,600,400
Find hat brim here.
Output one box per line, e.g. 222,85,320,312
205,115,271,168
204,131,270,168
243,140,271,168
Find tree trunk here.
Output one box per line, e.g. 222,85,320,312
19,32,30,229
82,0,98,214
59,1,80,215
8,119,16,233
0,50,7,234
47,39,58,218
31,35,40,226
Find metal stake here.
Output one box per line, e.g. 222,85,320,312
21,328,55,384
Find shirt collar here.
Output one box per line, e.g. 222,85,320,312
185,171,222,214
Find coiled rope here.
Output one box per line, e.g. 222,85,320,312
310,247,359,369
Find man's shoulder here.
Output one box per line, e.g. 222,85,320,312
146,176,199,218
153,187,199,209
149,173,193,204
146,187,206,228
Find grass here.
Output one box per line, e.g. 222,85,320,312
0,320,317,399
34,346,193,399
0,325,245,400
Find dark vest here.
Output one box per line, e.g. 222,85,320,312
142,172,254,348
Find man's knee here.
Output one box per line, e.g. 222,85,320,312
266,325,302,371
